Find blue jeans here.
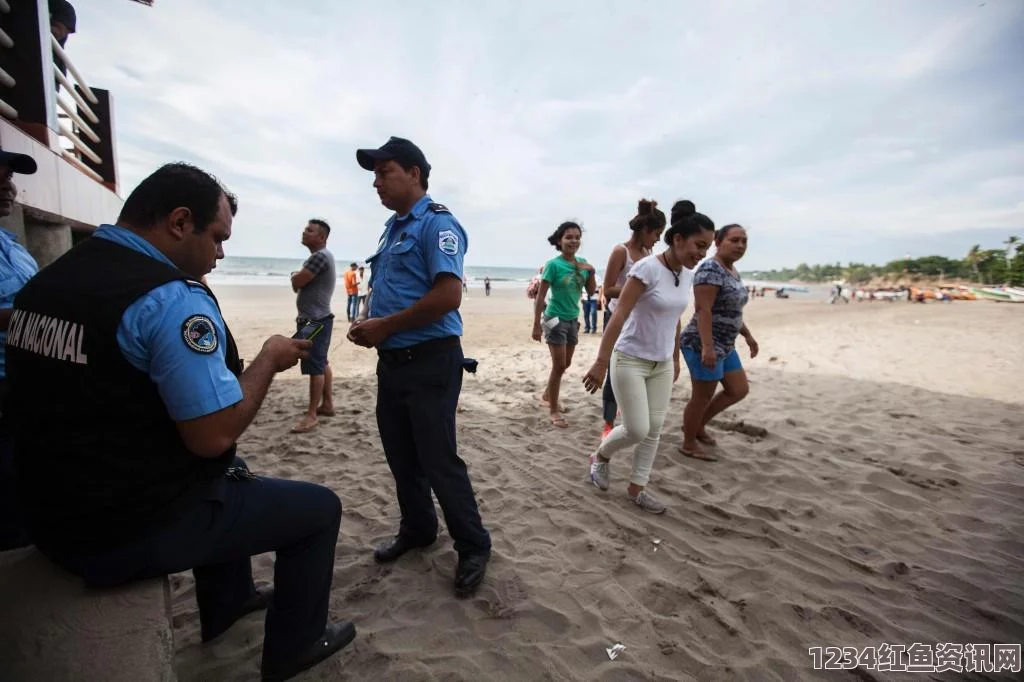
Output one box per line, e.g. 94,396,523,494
582,300,598,332
346,294,359,321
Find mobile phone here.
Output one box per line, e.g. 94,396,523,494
293,320,325,341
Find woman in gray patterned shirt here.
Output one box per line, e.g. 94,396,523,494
679,223,759,460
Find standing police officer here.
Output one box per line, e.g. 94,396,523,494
6,163,354,681
349,137,491,597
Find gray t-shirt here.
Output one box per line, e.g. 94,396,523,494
296,248,336,320
681,258,748,359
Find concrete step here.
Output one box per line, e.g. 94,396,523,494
0,546,176,682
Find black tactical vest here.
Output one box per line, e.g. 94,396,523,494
6,236,240,554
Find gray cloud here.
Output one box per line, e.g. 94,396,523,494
73,0,1023,269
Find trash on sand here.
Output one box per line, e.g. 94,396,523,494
652,538,662,552
606,643,626,660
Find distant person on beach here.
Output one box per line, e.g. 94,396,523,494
0,147,39,551
484,276,491,296
290,219,336,433
581,288,598,333
6,163,355,680
357,264,369,311
583,199,712,513
340,262,358,322
531,221,597,428
598,199,665,438
680,222,759,461
526,265,543,303
349,136,491,598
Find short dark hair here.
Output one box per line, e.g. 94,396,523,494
350,262,358,268
118,162,236,233
664,199,715,245
716,223,744,242
394,157,429,191
628,199,666,233
547,221,582,250
308,218,330,235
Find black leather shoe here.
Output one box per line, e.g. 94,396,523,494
201,585,274,643
373,535,435,564
261,621,356,682
454,550,490,598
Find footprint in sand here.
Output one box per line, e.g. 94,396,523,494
714,419,769,440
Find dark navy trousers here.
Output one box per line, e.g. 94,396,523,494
40,461,342,662
376,342,490,555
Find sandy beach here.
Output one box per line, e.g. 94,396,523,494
171,285,1024,681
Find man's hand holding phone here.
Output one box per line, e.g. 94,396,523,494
259,334,312,373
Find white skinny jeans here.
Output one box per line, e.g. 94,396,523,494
598,349,673,487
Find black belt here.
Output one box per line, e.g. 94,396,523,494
377,336,459,365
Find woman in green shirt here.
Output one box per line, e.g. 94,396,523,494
532,221,597,428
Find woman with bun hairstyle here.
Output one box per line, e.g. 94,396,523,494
598,200,666,439
582,200,714,513
532,221,597,428
679,223,758,460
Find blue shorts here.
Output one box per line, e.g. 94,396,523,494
681,346,742,382
298,315,334,376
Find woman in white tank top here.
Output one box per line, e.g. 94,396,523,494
582,200,715,514
598,204,665,439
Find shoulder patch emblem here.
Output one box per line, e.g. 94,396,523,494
182,314,218,354
428,202,450,213
438,229,459,256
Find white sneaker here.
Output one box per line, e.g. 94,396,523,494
630,490,666,514
589,454,609,491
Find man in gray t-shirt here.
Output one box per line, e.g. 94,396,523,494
290,218,337,433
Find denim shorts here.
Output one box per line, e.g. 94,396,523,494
298,315,334,376
681,346,742,382
542,316,579,346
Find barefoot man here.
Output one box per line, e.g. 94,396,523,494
290,218,336,433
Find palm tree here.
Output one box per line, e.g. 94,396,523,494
965,244,982,282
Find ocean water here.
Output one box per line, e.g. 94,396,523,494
206,256,827,297
205,256,540,289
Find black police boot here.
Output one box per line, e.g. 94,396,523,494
454,550,490,597
373,535,436,564
261,621,356,682
201,585,274,643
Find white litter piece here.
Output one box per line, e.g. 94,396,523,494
606,643,626,660
652,538,662,552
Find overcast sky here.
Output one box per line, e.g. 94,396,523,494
76,0,1022,270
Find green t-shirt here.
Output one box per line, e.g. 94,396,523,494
543,255,589,320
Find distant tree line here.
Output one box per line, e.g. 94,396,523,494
748,235,1023,286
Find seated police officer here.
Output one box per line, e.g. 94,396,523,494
0,147,40,551
349,137,491,597
5,163,354,681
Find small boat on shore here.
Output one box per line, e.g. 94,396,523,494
971,287,1024,303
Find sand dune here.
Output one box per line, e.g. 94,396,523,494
170,286,1024,681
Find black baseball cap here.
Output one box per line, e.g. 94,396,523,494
0,148,38,175
50,0,77,33
356,136,430,178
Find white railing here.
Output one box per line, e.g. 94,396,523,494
51,35,104,183
0,0,16,119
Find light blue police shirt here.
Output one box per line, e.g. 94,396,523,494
93,225,243,420
0,229,40,380
366,194,466,350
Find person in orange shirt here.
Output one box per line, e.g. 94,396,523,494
343,263,359,322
